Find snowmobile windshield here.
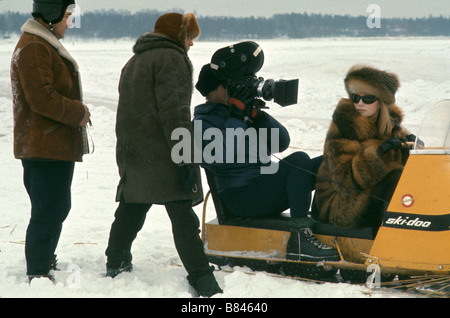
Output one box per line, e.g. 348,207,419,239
411,100,450,155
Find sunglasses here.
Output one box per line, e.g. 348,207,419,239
351,94,378,104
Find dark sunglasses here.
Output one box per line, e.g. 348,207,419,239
351,94,378,104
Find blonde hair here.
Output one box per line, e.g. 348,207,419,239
376,102,395,137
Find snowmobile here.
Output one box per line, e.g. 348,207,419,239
200,100,449,295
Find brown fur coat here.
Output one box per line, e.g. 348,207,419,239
314,98,410,228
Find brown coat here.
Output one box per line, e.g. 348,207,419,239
314,98,410,228
115,33,203,205
11,19,86,162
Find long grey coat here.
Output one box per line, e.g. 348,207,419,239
115,33,203,205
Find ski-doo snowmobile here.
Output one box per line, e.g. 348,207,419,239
200,100,449,295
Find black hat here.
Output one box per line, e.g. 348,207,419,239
33,0,75,24
210,41,264,81
195,64,224,97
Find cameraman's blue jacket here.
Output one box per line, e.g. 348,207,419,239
193,102,290,193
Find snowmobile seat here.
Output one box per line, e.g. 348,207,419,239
312,220,376,240
204,169,376,239
204,169,293,231
310,199,377,240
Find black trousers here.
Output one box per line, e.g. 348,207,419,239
220,152,322,219
22,159,74,276
105,200,213,283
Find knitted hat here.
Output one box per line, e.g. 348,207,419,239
196,64,224,97
33,0,75,24
154,12,201,43
344,65,400,105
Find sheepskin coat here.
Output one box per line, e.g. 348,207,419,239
314,98,410,228
11,19,86,162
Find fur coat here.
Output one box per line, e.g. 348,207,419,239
314,98,410,228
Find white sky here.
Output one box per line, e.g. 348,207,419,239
0,0,449,18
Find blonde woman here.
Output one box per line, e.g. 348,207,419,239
314,65,417,229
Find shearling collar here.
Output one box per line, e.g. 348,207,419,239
21,19,79,72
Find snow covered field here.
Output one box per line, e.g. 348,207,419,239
0,35,449,299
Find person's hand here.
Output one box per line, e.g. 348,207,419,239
178,163,198,193
80,104,91,127
377,137,404,156
228,85,259,121
406,134,425,149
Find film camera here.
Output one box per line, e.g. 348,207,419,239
210,41,299,107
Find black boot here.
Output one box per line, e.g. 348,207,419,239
106,260,133,278
299,227,340,261
189,270,223,298
105,248,133,278
287,224,340,262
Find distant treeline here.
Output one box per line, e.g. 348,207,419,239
1,10,449,39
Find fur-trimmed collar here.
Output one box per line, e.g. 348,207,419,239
21,19,79,72
331,98,377,141
132,32,186,55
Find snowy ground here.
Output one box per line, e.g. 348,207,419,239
0,36,449,299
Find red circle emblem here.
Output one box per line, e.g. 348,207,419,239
401,194,414,208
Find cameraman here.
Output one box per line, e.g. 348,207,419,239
194,62,338,262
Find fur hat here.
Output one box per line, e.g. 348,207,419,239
344,65,400,105
196,64,224,97
154,12,201,44
33,0,75,24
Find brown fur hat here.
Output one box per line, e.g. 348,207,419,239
154,12,201,44
344,65,400,105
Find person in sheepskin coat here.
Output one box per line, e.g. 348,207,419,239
313,65,416,229
11,0,90,282
105,13,222,297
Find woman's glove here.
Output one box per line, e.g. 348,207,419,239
377,137,404,156
406,134,425,148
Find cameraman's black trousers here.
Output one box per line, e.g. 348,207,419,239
220,152,322,219
105,200,213,283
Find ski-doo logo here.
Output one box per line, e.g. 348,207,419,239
383,212,450,232
385,216,431,228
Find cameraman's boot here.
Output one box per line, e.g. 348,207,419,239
287,218,340,262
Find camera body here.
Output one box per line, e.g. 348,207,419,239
211,41,299,107
228,76,299,107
